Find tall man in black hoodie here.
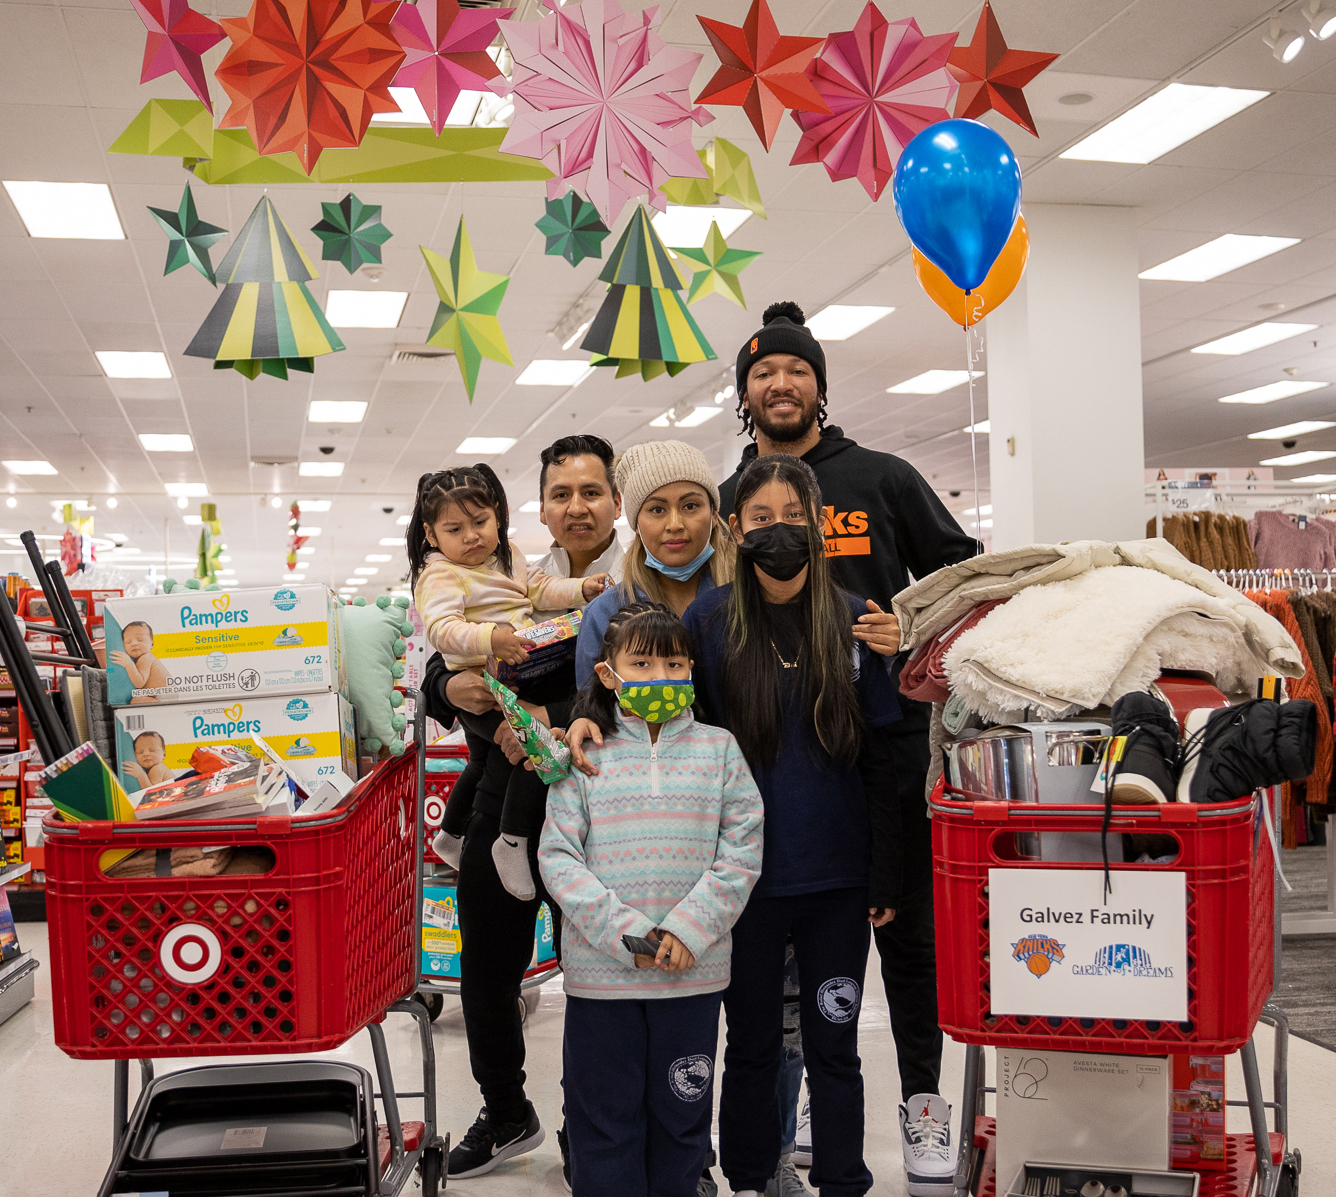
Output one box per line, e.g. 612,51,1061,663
719,301,978,1196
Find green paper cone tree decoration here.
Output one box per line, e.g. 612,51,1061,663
149,182,228,285
535,190,610,266
421,218,512,400
670,220,761,307
311,192,393,273
195,502,223,584
581,206,717,381
183,195,344,381
660,137,766,219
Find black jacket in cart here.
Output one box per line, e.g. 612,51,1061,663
719,426,980,613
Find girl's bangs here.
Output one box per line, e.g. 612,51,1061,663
430,484,494,520
621,613,694,661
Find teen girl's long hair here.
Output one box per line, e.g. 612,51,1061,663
722,455,862,768
407,463,512,588
569,602,696,736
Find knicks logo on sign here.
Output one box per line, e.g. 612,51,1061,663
823,506,870,557
1011,935,1065,978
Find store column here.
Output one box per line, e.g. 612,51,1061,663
985,204,1145,550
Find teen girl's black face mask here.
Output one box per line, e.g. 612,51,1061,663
737,522,812,581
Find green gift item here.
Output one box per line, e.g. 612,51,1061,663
483,673,571,785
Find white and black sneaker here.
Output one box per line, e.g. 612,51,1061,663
447,1102,545,1178
557,1120,571,1192
899,1094,957,1197
791,1078,811,1167
1109,691,1180,805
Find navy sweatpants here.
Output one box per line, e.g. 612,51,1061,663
720,886,873,1196
563,991,723,1197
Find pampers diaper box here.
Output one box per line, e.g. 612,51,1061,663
113,692,356,795
103,584,344,707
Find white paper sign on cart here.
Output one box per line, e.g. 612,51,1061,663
988,868,1188,1021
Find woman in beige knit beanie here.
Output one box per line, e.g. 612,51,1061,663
571,440,735,687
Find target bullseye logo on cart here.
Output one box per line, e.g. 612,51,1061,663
425,794,446,829
160,923,223,984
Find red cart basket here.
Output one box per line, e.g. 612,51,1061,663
931,781,1274,1056
44,749,419,1059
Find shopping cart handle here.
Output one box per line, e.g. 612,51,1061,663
970,802,1010,822
75,821,114,841
1158,804,1199,824
257,815,292,835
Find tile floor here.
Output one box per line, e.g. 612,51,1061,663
1,922,1332,1195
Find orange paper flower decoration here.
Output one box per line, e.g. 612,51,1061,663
215,0,405,174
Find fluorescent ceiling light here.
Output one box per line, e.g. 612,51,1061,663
517,500,541,514
888,369,982,395
806,305,894,341
1258,450,1336,466
651,204,751,246
396,514,410,525
182,515,202,525
1191,323,1317,355
297,546,315,555
456,437,516,454
300,526,321,536
516,359,595,387
217,579,238,587
379,536,403,545
975,518,994,529
371,85,431,124
1216,380,1328,404
282,573,305,581
325,290,408,329
673,406,724,427
308,401,367,423
344,578,367,585
354,566,379,575
1139,234,1300,282
96,350,171,379
1292,473,1336,482
1058,83,1269,164
963,420,991,434
365,554,392,562
3,181,126,239
218,568,235,575
299,499,332,511
138,433,194,452
1247,420,1336,440
963,504,993,516
299,461,344,477
164,481,207,496
4,460,57,475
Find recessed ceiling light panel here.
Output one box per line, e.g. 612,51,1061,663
1139,234,1300,282
962,420,991,434
4,460,57,475
1259,449,1336,466
1247,420,1336,440
308,401,367,423
299,461,345,477
96,351,171,379
1216,380,1328,404
3,181,126,239
324,290,408,328
806,305,894,341
138,433,194,452
456,437,517,455
1191,322,1317,355
651,205,751,246
888,369,982,395
516,360,596,386
164,481,208,496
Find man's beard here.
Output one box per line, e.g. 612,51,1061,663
750,397,820,443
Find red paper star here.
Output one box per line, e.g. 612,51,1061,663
696,0,830,151
215,0,406,174
947,2,1057,137
131,0,226,113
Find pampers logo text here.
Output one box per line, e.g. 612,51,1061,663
1072,944,1174,979
191,703,263,739
180,604,251,629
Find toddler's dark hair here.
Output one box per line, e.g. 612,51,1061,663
407,463,512,588
569,602,695,736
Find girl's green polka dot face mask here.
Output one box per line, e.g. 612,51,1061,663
611,670,695,723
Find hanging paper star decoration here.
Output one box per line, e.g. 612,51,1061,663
791,3,958,201
196,503,223,584
670,221,762,308
695,0,830,151
661,136,767,219
498,0,714,226
947,2,1057,137
535,191,611,267
215,0,405,175
421,219,513,400
148,182,228,285
311,193,393,273
130,0,226,113
391,0,515,136
581,206,716,381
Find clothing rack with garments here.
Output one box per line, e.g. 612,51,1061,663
1212,567,1336,936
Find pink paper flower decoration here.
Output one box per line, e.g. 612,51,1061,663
790,2,958,201
131,0,226,113
391,0,515,136
498,0,713,226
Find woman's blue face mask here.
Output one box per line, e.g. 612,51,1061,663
643,541,715,582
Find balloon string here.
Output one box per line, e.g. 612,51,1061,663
965,313,984,553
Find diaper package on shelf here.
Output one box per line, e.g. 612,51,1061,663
113,692,356,795
103,585,344,707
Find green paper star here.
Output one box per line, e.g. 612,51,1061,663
214,357,314,380
311,192,393,274
670,221,762,307
660,137,766,219
148,182,227,285
535,190,610,266
421,218,512,400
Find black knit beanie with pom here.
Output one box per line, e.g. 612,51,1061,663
735,300,828,397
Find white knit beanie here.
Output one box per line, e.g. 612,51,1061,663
616,440,720,531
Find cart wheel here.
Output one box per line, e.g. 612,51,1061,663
425,992,445,1022
419,1144,443,1197
1278,1158,1299,1197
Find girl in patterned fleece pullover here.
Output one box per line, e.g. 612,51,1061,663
538,603,763,1197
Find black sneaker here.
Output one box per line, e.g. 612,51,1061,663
1178,699,1317,804
1109,691,1180,804
699,1146,720,1197
557,1120,571,1192
447,1103,545,1178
